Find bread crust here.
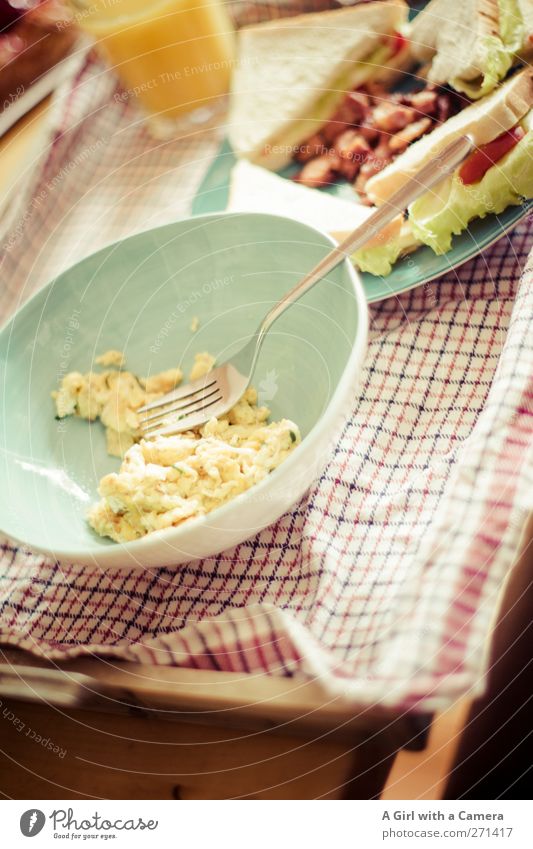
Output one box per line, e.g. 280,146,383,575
237,0,408,35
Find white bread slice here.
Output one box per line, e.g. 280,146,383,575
228,1,409,170
227,159,405,252
409,0,500,84
366,67,533,204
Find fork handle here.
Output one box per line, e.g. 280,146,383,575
257,134,474,341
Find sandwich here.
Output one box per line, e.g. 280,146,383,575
366,67,533,258
410,0,533,99
228,0,413,171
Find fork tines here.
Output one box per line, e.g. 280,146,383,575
138,374,223,437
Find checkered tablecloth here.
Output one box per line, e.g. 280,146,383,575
0,12,532,711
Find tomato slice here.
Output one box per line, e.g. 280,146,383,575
389,31,407,57
458,127,525,186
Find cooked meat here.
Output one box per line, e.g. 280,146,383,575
358,122,381,144
333,130,371,180
294,133,327,163
388,117,433,153
344,90,371,121
372,102,417,134
436,93,454,124
321,102,356,143
354,144,392,196
409,88,439,116
334,130,371,162
296,153,340,187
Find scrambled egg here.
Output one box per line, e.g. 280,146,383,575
53,351,300,544
189,351,215,381
52,354,195,457
95,350,125,368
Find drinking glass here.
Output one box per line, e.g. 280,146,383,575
70,0,236,134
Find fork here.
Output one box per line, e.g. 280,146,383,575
139,134,474,438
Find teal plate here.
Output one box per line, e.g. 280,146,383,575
192,144,533,303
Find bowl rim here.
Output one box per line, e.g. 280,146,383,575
1,211,369,563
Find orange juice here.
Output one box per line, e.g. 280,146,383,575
75,0,235,121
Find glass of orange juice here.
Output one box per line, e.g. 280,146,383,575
69,0,236,135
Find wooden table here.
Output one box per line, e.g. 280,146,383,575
0,101,531,801
0,648,430,799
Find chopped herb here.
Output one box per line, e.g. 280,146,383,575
289,430,297,443
173,464,184,473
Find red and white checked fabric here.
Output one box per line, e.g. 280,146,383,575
1,46,532,711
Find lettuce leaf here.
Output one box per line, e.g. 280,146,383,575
352,237,403,277
352,222,420,277
408,127,533,255
498,0,525,53
451,35,513,99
